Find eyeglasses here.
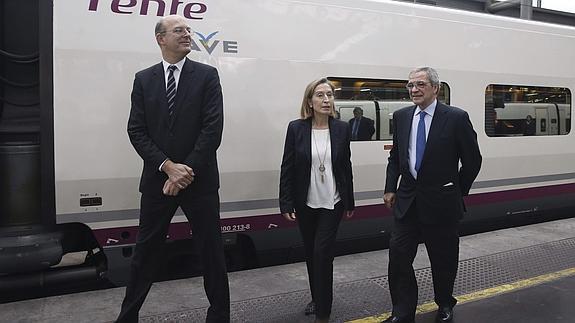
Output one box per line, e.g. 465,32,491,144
159,27,192,36
405,81,430,90
313,91,334,99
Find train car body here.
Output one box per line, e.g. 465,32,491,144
1,0,574,288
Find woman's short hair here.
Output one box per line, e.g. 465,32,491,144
299,78,337,119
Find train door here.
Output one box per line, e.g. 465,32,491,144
376,101,413,141
548,106,559,135
558,105,568,135
378,105,391,141
535,107,549,135
565,104,572,134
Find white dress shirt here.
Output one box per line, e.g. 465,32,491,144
162,58,185,90
408,99,437,179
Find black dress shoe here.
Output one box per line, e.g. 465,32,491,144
304,301,315,315
436,306,454,322
381,316,414,323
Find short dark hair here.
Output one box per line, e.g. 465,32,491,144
155,20,165,34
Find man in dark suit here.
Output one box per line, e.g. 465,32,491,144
116,15,229,323
349,107,375,140
382,67,482,323
523,114,536,136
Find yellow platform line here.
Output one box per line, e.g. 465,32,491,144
347,267,575,323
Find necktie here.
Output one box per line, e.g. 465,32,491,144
352,119,360,140
166,65,177,116
415,111,426,173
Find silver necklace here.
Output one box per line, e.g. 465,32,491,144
312,128,330,183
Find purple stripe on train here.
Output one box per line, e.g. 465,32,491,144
93,183,575,247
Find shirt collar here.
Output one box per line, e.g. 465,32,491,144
416,99,437,117
162,58,186,74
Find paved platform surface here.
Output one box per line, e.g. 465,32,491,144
1,217,574,323
416,273,575,323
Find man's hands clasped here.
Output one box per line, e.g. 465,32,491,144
161,160,195,196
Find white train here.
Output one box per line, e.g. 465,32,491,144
1,0,574,289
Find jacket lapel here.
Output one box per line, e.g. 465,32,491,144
303,118,312,165
152,63,171,128
421,102,449,169
425,103,449,149
169,58,196,128
329,117,339,164
400,106,416,166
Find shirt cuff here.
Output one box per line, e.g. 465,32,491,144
159,158,168,172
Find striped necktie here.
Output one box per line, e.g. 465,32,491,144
166,65,177,116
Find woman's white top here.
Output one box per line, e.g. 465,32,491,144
307,129,341,209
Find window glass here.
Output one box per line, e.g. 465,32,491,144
485,84,571,137
328,77,450,141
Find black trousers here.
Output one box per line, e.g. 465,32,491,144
388,200,459,321
116,191,230,323
296,202,344,319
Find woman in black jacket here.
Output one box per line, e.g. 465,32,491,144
279,78,355,323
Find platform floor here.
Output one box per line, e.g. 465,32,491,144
415,273,575,323
1,217,574,323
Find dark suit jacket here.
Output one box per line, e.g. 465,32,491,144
384,102,482,223
349,116,375,141
279,117,355,213
127,58,223,196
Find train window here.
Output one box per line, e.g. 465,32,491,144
485,84,571,137
328,77,450,141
